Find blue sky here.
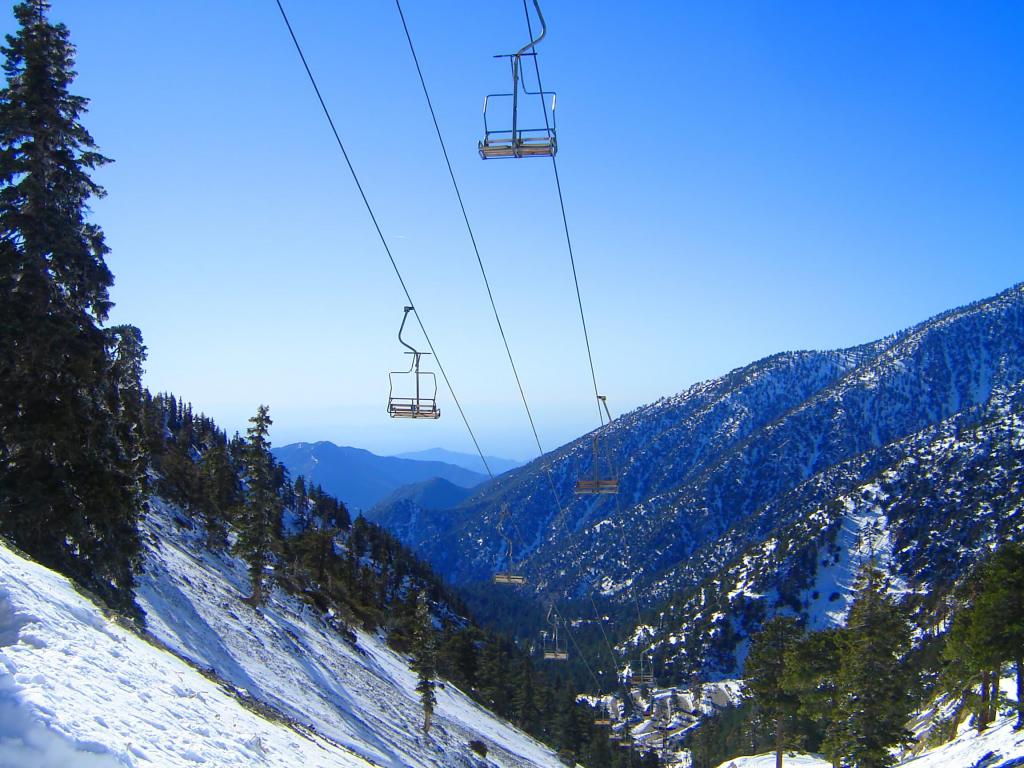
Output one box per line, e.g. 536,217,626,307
6,2,1021,460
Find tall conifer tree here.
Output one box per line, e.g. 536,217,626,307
832,565,915,768
0,1,142,612
237,405,281,606
412,592,438,733
743,615,804,768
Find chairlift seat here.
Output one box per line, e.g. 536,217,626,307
478,135,557,159
574,478,619,494
543,650,569,661
387,397,440,419
493,573,527,585
634,673,655,685
593,718,611,727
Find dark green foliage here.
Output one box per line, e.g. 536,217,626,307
0,2,143,615
743,615,804,768
412,592,438,732
973,542,1024,730
783,627,842,763
943,541,1024,732
235,405,282,606
831,565,915,768
687,701,768,768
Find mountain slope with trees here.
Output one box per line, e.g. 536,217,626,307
372,284,1024,680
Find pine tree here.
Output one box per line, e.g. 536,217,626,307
411,592,438,733
197,442,238,550
832,565,915,768
236,405,282,606
743,615,804,768
0,1,142,613
783,627,842,767
971,542,1024,730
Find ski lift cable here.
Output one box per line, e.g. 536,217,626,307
521,0,604,431
520,1,651,676
394,0,582,571
549,602,603,690
589,593,621,689
394,0,548,463
273,0,492,479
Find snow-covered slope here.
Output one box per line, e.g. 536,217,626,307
713,706,1024,768
0,500,564,768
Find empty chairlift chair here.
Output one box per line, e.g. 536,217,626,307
633,657,655,686
479,0,557,159
542,607,569,661
387,306,440,419
493,504,527,585
575,435,619,494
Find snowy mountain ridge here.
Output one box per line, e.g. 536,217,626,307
372,282,1024,678
0,498,565,768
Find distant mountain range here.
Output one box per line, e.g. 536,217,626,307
392,448,522,476
370,283,1024,678
271,441,487,512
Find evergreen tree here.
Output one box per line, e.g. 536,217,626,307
0,1,142,613
197,442,238,550
411,592,438,733
783,627,842,766
832,565,915,768
743,615,804,768
236,405,281,606
971,542,1024,730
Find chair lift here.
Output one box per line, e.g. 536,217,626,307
493,504,527,585
575,396,619,494
634,655,655,686
542,606,569,661
593,703,612,727
387,306,440,419
479,0,557,159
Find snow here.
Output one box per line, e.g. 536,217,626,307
714,755,830,768
713,694,1024,768
0,498,565,768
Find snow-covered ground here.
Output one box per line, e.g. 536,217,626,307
0,499,565,768
714,755,830,768
713,692,1024,768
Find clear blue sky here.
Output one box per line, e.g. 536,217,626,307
6,2,1021,460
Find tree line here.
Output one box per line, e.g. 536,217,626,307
692,546,1024,768
0,6,628,763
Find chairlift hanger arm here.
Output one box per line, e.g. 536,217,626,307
396,305,419,356
513,0,547,61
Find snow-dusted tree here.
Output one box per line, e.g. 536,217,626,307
0,1,142,614
411,592,438,733
236,405,282,606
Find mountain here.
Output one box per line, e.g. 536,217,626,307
0,499,566,768
272,441,486,511
394,448,523,476
371,283,1024,676
364,476,476,524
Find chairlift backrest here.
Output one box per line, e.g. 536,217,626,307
387,306,440,419
479,0,557,159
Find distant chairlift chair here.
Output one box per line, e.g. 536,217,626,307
479,0,557,159
387,306,440,419
575,396,619,494
493,504,527,585
542,607,569,661
634,656,655,686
